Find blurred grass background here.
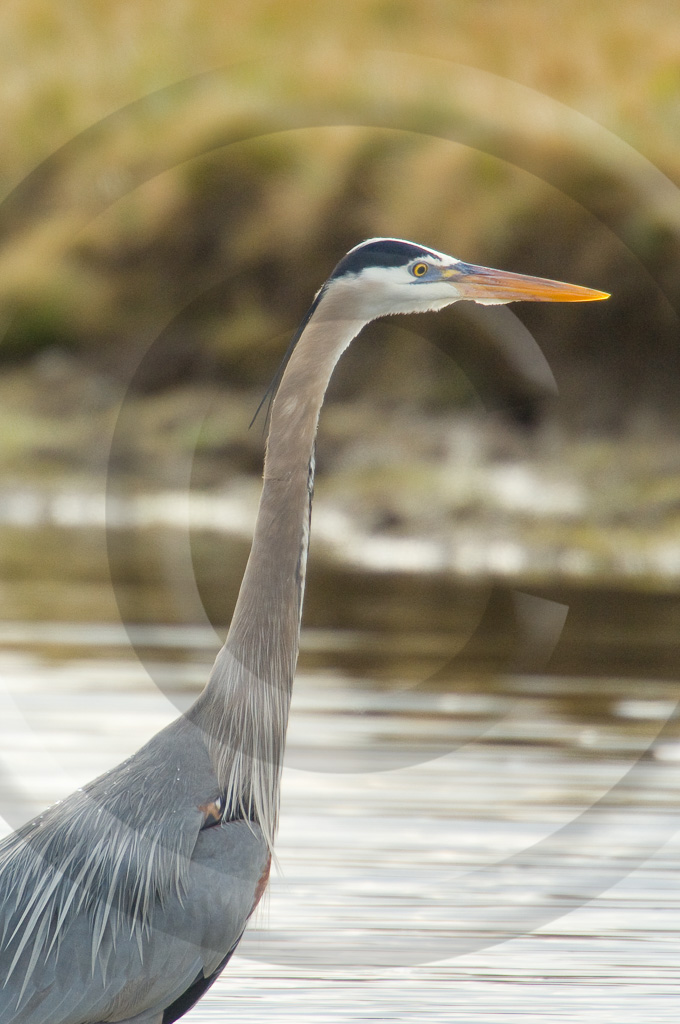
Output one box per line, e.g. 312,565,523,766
0,0,679,529
3,16,680,1008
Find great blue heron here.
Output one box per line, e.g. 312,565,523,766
0,238,607,1022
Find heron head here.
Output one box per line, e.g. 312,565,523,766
323,238,609,319
252,237,608,427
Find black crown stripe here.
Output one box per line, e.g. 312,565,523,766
329,239,431,279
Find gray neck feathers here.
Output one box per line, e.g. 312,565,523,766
189,310,365,848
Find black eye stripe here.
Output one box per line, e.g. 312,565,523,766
331,240,431,278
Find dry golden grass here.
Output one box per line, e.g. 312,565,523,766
0,0,677,434
0,1,678,163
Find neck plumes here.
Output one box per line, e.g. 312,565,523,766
190,308,365,847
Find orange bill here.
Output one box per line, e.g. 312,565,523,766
442,263,610,303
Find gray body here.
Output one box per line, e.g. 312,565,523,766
0,239,606,1022
0,717,269,1023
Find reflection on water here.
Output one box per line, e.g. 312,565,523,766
0,609,679,1021
0,509,679,1021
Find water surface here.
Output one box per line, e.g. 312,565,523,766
0,606,678,1023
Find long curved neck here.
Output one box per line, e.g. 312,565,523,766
190,308,365,844
230,310,365,669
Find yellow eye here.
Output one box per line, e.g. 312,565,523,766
412,262,429,277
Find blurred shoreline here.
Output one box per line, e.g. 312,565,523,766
2,378,680,595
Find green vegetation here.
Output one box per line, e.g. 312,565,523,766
0,3,676,416
0,2,679,589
